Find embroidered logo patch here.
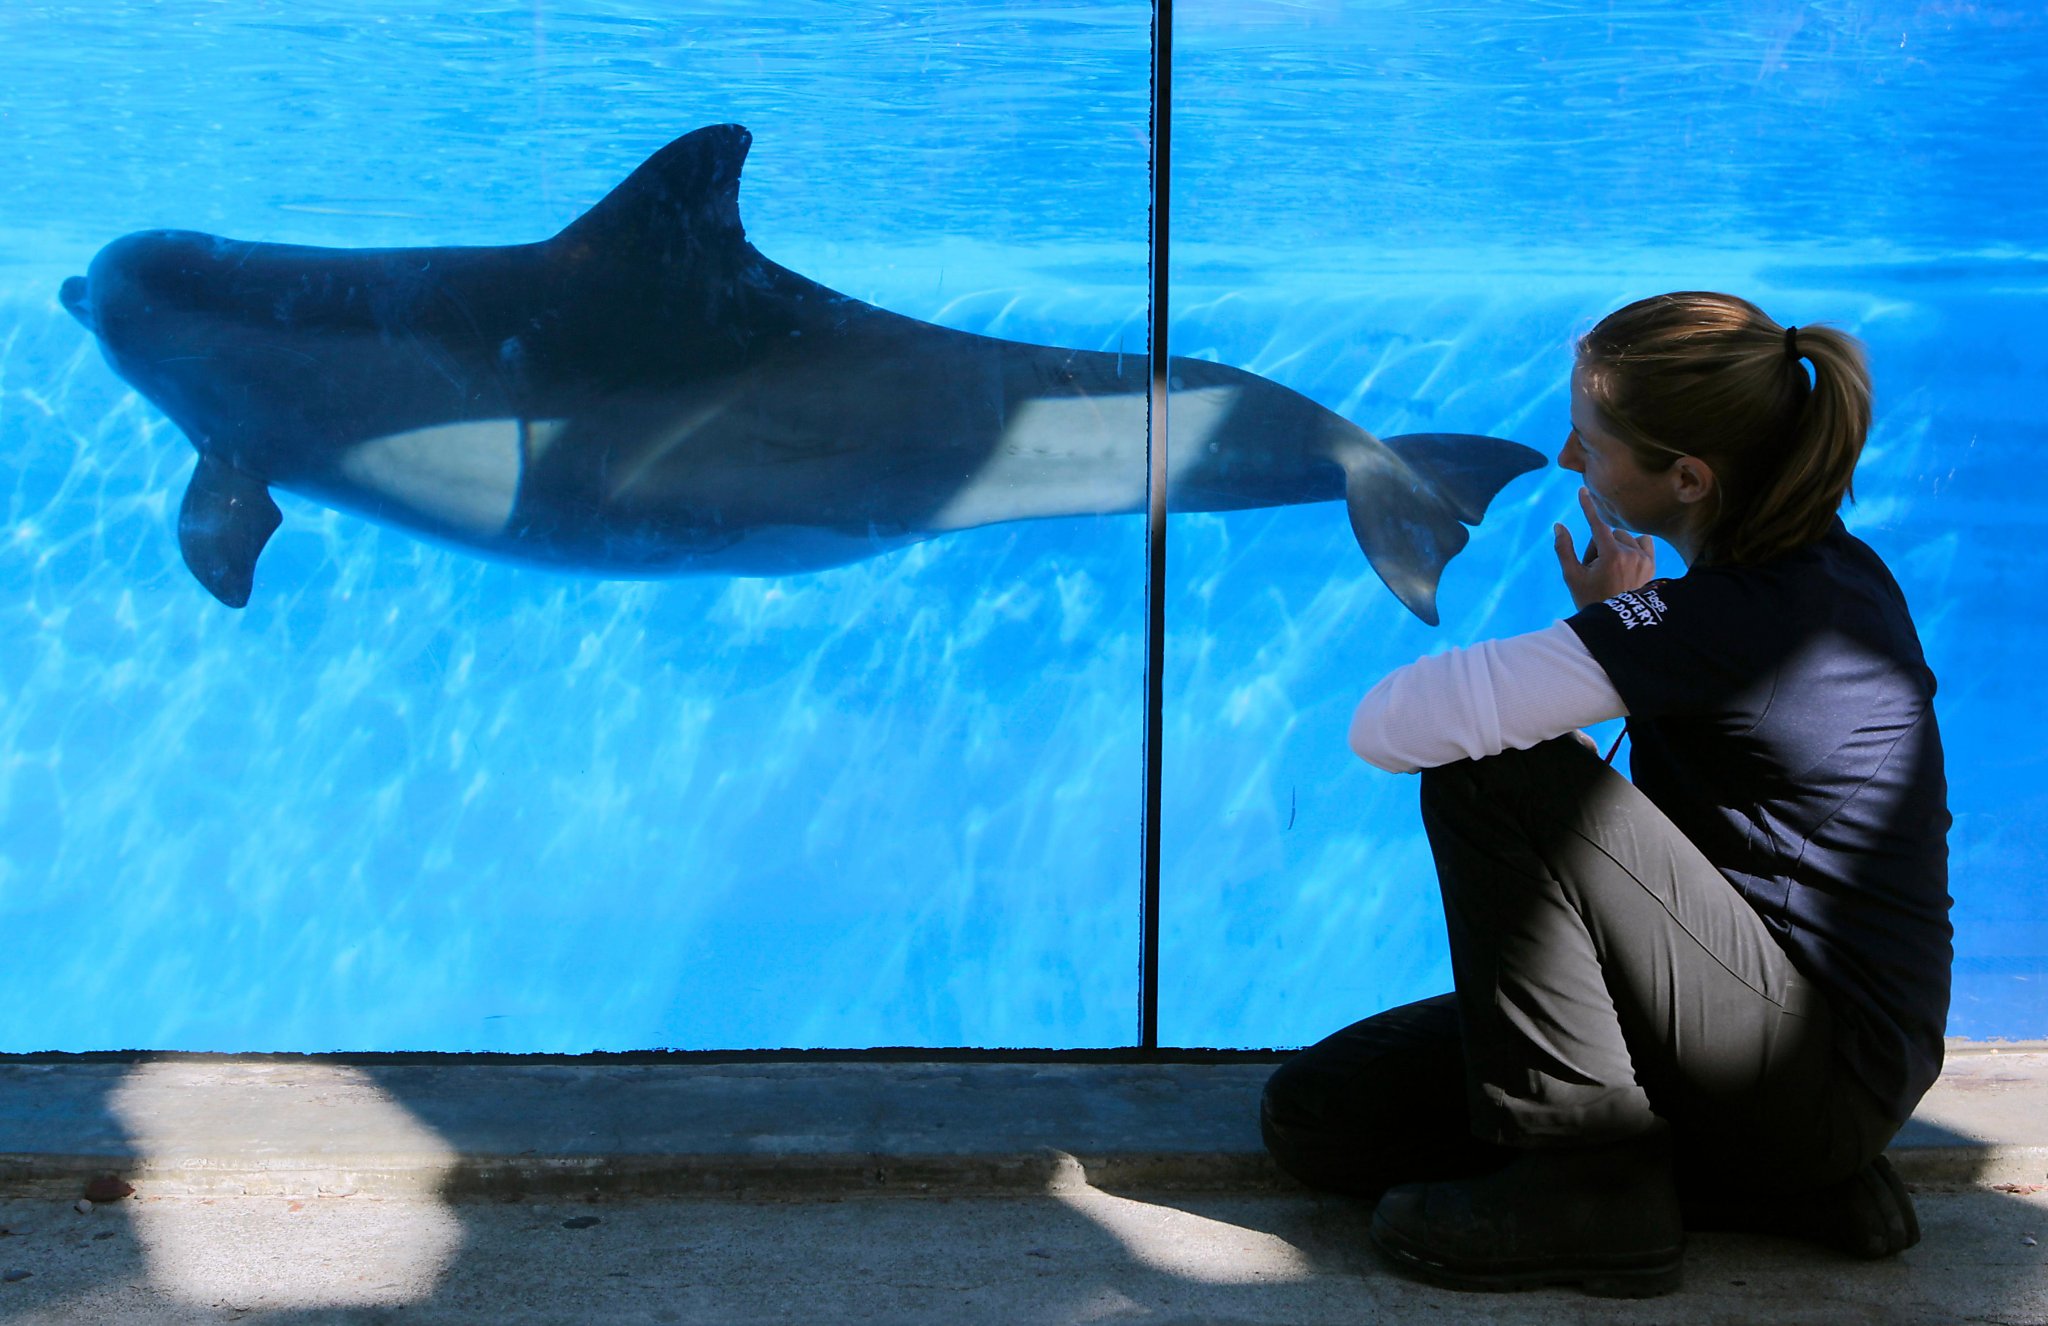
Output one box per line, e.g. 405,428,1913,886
1603,585,1670,630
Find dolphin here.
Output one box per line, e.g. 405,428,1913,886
59,123,1541,620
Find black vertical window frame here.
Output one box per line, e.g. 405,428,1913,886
1140,0,1172,1050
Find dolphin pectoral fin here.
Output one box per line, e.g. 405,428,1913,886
178,455,282,609
1346,433,1545,626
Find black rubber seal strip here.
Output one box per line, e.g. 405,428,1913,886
1140,0,1172,1051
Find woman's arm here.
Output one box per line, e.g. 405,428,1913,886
1349,621,1627,773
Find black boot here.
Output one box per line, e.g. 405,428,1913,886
1681,1154,1921,1258
1368,1135,1684,1297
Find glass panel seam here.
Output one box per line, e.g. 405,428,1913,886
1140,0,1173,1051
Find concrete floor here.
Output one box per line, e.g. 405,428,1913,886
0,1185,2042,1324
1,1047,2043,1323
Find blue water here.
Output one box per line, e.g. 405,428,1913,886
1,2,2042,1050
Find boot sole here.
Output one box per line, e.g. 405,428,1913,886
1370,1213,1684,1298
1678,1154,1921,1259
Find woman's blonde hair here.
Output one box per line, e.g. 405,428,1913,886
1575,291,1872,565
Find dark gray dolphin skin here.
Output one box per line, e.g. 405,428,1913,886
59,123,1542,620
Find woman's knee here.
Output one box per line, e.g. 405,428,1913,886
1260,1006,1510,1195
1419,738,1617,848
1260,997,1466,1131
1260,1047,1353,1144
1421,736,1600,792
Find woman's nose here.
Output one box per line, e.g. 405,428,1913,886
1558,435,1585,472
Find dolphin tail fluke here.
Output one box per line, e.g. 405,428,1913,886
179,455,282,609
1346,432,1545,626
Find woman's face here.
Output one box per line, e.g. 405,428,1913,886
1560,368,1688,540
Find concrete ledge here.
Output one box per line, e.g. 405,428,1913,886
1,1046,2041,1201
1890,1043,2048,1187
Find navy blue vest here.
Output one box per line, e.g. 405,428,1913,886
1568,522,1952,1122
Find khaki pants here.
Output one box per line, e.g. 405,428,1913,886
1262,738,1902,1198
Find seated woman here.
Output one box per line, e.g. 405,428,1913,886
1262,292,1951,1298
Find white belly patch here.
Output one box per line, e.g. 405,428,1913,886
926,385,1238,531
338,418,563,537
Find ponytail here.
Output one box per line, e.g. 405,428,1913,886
1576,292,1872,565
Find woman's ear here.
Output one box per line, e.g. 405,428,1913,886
1670,455,1718,507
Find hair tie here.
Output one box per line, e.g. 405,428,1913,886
1784,325,1801,360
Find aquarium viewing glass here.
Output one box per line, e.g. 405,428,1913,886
0,2,2041,1053
1156,0,2048,1049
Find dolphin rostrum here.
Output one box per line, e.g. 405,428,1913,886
59,124,1542,620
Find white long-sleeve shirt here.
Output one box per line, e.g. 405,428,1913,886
1348,621,1628,773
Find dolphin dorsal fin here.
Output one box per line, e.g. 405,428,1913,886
179,454,282,609
553,124,752,255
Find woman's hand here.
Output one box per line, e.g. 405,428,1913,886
1552,487,1657,610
